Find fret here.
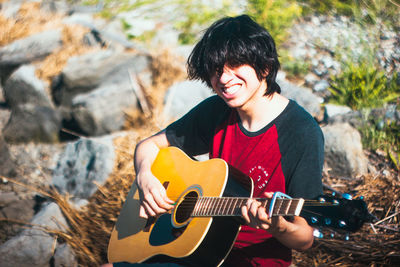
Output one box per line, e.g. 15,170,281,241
209,197,218,216
202,197,211,216
222,198,230,215
214,198,221,215
192,197,200,216
280,199,291,215
227,198,237,216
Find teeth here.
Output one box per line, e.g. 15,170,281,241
225,84,240,94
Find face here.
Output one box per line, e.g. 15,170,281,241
210,64,267,109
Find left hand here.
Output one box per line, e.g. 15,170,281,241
241,192,287,235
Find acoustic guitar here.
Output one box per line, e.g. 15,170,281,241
108,146,372,266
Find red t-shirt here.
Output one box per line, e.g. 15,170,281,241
166,95,324,266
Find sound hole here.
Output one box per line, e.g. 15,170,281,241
175,191,198,224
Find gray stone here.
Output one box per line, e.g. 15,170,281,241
278,79,323,118
0,202,68,267
54,243,78,267
59,50,151,99
3,64,52,109
324,104,352,121
52,136,115,199
0,29,62,67
0,136,17,177
322,123,369,177
3,104,61,144
71,81,138,136
163,80,214,121
313,79,330,92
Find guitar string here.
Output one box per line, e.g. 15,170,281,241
167,199,336,207
168,197,338,208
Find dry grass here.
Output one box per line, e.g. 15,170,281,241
0,1,101,86
36,25,99,85
0,2,63,46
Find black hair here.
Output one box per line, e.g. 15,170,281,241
187,14,281,95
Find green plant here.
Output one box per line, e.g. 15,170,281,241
298,0,356,16
280,50,311,79
82,0,160,19
246,0,302,48
359,108,400,170
173,0,237,45
328,61,400,110
299,0,400,28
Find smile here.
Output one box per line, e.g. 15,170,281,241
223,84,241,95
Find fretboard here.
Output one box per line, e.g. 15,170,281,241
191,197,304,217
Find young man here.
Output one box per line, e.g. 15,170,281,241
134,15,324,266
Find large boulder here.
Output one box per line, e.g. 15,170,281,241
0,29,62,67
54,50,152,106
322,122,369,177
0,202,68,267
71,81,138,136
3,64,53,109
278,78,323,119
52,135,115,199
2,104,61,143
2,64,61,143
163,80,213,121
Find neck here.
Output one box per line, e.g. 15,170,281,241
237,93,289,132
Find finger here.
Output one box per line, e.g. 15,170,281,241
139,206,148,219
143,193,170,216
263,192,274,198
241,205,250,223
151,188,174,210
248,200,261,217
142,201,157,217
256,205,269,221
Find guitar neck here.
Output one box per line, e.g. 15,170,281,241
191,197,304,217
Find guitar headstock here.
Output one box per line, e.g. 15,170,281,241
301,193,375,233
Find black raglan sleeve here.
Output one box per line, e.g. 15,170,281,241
278,102,324,200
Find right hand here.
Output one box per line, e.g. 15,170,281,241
136,170,174,219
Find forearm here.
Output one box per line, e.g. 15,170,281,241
134,130,169,175
271,216,314,251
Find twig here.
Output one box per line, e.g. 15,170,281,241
373,224,400,232
374,211,400,225
370,223,377,234
128,69,151,116
0,175,51,198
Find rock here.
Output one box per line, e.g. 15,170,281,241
163,80,213,121
0,197,36,245
71,81,138,136
3,64,53,109
0,29,62,67
324,103,352,122
0,202,68,267
55,50,152,106
278,79,323,118
2,104,61,143
52,135,115,199
53,243,78,267
322,123,369,177
0,135,17,177
313,79,330,92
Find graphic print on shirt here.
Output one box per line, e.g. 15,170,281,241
249,165,270,190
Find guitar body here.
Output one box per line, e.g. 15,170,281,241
108,147,253,266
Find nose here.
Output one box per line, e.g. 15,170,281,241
219,69,234,85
